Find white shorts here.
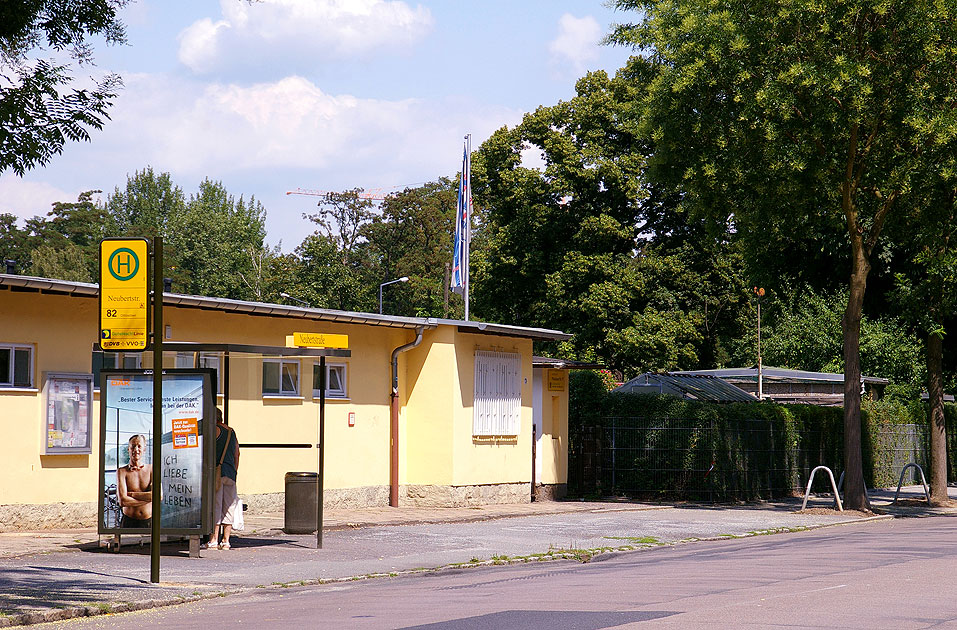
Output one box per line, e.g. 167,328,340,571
214,476,239,525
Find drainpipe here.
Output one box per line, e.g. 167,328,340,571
390,327,424,507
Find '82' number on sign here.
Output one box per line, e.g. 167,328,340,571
105,309,117,317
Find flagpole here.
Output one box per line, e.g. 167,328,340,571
451,134,472,322
464,134,471,321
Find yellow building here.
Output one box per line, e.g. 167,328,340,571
0,273,572,530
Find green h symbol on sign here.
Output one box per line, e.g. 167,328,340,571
108,248,140,281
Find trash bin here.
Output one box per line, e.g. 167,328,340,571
284,472,318,534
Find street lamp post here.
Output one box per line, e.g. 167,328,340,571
754,287,765,399
280,292,310,308
379,277,409,314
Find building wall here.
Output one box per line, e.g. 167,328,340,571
1,286,567,525
403,327,455,487
451,332,533,487
537,369,569,488
1,290,100,506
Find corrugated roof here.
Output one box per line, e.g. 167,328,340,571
614,373,757,403
0,273,570,342
673,366,890,386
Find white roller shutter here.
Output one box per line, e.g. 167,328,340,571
473,351,521,436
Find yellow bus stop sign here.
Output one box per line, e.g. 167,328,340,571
99,238,150,351
288,332,349,349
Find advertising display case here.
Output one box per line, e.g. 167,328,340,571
43,373,93,455
98,369,215,535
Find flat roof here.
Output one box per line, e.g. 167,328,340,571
532,356,604,370
615,373,758,403
0,273,570,342
673,366,890,386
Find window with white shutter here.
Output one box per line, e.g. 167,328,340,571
473,351,521,436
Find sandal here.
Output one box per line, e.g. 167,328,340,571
219,541,230,550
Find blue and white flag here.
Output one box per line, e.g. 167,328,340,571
451,135,472,318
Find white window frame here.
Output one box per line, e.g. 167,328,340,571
262,358,300,396
173,351,224,395
0,343,34,389
313,362,348,399
473,351,521,436
92,351,142,390
174,352,194,368
118,353,142,369
199,352,224,395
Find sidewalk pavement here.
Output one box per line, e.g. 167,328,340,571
1,486,954,627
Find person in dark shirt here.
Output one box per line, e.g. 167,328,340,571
210,408,239,549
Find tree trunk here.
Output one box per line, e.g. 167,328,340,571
841,244,871,511
927,330,948,504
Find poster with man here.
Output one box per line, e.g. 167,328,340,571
99,370,214,534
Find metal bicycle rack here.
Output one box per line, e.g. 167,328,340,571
837,470,869,498
801,466,844,512
893,463,931,506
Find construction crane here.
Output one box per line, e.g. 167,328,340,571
286,187,388,201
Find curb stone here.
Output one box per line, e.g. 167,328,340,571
0,592,244,628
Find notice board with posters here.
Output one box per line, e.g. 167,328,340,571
97,369,216,535
42,373,93,455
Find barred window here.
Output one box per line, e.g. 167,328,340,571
473,351,521,436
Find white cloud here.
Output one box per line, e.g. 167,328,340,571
548,13,602,76
177,18,231,73
106,74,511,175
0,179,81,223
1,72,519,248
178,0,434,74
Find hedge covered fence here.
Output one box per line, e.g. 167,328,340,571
568,371,954,501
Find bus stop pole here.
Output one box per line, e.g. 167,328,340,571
317,356,325,549
150,236,163,583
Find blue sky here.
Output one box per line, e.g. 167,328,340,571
1,1,635,250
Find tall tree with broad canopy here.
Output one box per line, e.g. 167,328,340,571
303,189,376,267
890,181,957,503
0,0,127,175
608,0,957,510
21,190,109,280
104,169,270,300
474,59,752,373
362,179,458,317
472,61,650,348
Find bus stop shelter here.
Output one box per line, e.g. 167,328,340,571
158,341,351,547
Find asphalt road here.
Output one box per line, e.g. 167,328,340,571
36,514,957,630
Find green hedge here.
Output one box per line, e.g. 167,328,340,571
568,370,952,499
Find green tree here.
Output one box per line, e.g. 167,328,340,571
890,181,957,502
609,0,957,510
0,213,30,270
293,234,371,311
105,167,186,239
169,179,268,299
473,61,650,342
0,0,127,175
104,170,271,300
748,286,923,390
363,179,458,317
28,241,90,282
21,190,109,280
303,189,376,266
